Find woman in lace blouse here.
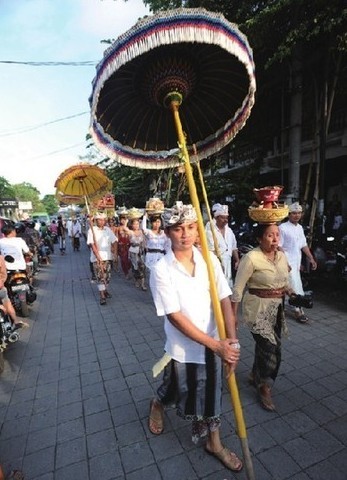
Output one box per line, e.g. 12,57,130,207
231,223,292,412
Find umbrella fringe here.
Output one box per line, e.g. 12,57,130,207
90,8,256,169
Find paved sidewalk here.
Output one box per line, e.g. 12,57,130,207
0,241,346,480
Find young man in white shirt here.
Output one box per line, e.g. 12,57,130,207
149,202,242,473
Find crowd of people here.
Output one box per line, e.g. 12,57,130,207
0,198,321,475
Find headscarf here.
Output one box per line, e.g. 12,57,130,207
212,203,229,218
289,202,302,213
162,201,197,228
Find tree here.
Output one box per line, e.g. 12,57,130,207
12,183,45,212
42,195,59,216
0,176,15,198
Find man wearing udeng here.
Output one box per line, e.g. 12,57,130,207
149,202,242,473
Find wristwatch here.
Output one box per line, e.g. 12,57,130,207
231,342,241,350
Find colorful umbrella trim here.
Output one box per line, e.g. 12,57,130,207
89,8,256,169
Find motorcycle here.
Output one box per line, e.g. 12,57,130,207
4,255,37,317
0,307,20,374
336,233,347,281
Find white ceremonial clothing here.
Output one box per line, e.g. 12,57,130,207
205,220,237,287
71,222,82,238
279,221,307,295
87,226,117,262
150,246,231,364
0,237,30,270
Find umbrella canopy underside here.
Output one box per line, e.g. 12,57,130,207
90,8,256,169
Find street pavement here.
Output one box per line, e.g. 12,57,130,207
0,238,346,480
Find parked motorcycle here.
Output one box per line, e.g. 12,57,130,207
0,307,20,374
4,255,37,317
336,233,347,281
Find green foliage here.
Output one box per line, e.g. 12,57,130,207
42,195,59,216
12,182,44,212
0,176,15,198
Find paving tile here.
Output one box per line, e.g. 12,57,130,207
22,446,55,479
26,426,57,454
119,441,155,473
87,428,118,457
83,394,109,415
89,451,123,480
55,460,89,480
256,445,301,479
55,436,87,469
57,417,85,443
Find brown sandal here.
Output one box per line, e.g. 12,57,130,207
205,446,243,472
258,384,276,411
148,398,164,435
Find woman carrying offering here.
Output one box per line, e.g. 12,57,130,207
231,223,292,412
114,210,132,279
128,212,146,290
142,212,170,270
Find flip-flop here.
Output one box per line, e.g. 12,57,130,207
148,398,164,435
205,446,243,472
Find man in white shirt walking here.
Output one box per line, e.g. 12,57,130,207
205,203,239,287
87,213,118,305
279,202,317,322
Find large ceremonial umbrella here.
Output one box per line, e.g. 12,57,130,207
90,9,255,478
54,164,112,204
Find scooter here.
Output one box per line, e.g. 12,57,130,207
4,255,37,318
0,307,20,374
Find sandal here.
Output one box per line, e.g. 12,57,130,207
205,446,243,472
100,298,106,305
295,313,308,323
148,398,164,435
6,471,25,480
258,384,276,411
12,321,29,331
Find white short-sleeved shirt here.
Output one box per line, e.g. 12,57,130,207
150,246,231,364
279,221,307,268
0,237,30,270
87,226,117,262
205,220,237,257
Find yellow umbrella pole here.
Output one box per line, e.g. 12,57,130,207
169,93,255,480
193,158,223,265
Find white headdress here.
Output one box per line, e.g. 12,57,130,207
162,201,197,228
289,202,302,213
212,203,229,217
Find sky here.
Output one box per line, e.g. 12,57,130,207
0,0,151,198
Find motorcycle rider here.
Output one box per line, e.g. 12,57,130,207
24,220,40,274
0,253,28,330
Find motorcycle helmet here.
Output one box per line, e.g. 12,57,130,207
15,222,26,235
27,221,36,229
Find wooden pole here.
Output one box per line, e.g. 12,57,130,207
169,94,255,480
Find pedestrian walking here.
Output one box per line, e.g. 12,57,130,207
279,202,317,322
87,213,118,305
149,202,242,473
231,223,292,411
205,203,239,287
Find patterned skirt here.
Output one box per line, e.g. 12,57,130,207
157,348,222,443
92,260,112,286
